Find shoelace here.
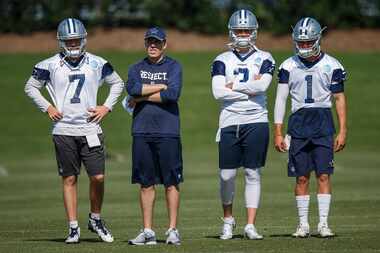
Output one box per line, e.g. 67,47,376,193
166,229,178,236
94,219,109,235
69,227,79,237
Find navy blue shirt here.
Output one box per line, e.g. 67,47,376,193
126,56,182,137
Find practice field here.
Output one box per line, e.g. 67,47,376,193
0,51,379,253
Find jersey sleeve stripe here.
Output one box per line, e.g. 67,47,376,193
331,68,347,84
32,67,50,81
278,68,289,83
211,60,226,77
330,82,344,93
101,62,114,79
259,59,275,75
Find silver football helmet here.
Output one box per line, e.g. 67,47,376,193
228,9,258,49
292,17,326,58
57,18,87,58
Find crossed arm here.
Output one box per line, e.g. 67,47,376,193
126,84,167,108
126,65,182,105
212,73,272,101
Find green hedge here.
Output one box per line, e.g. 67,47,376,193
1,0,379,34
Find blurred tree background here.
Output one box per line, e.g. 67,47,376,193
1,0,379,34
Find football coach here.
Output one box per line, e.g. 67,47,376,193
126,27,183,246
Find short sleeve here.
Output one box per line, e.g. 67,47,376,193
259,59,275,75
32,67,50,81
211,60,225,77
330,67,346,93
101,62,114,79
331,68,347,84
278,68,290,83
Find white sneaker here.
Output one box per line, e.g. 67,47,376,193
88,215,114,242
65,227,80,244
292,224,310,238
128,229,157,245
165,228,181,245
318,223,335,238
220,217,236,240
244,224,263,240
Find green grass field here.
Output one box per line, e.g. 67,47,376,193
0,51,379,253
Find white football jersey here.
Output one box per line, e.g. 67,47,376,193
278,53,346,113
211,47,275,128
25,52,124,136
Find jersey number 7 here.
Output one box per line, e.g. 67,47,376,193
69,74,85,104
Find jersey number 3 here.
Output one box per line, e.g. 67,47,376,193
304,75,315,103
69,74,85,104
236,68,249,82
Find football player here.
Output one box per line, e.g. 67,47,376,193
274,17,347,238
25,18,124,243
211,9,275,240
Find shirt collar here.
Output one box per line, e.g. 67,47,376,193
144,55,167,65
297,52,325,68
59,52,86,68
232,48,256,62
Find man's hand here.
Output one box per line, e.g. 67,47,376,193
160,84,168,90
334,132,346,152
88,105,110,123
274,135,287,152
47,105,63,121
128,98,137,108
254,74,262,80
225,82,233,89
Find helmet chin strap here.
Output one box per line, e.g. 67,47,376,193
59,38,86,59
228,39,255,50
296,39,320,59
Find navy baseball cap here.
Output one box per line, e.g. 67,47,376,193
144,27,166,41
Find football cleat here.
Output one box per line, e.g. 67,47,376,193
318,223,335,238
220,217,236,240
244,224,263,240
165,228,181,245
128,229,157,245
292,223,310,238
65,226,80,244
88,215,114,242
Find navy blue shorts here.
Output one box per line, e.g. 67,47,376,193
132,136,183,187
219,123,269,169
288,135,334,177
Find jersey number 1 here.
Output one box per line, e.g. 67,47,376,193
304,75,314,103
69,74,85,104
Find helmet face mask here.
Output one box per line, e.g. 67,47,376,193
57,18,87,59
292,17,325,59
228,9,258,49
294,38,320,58
229,28,257,48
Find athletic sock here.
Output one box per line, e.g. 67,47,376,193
296,195,310,225
69,220,79,229
90,212,101,220
317,194,331,225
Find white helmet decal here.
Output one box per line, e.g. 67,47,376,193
292,17,326,58
57,18,87,58
227,9,258,49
